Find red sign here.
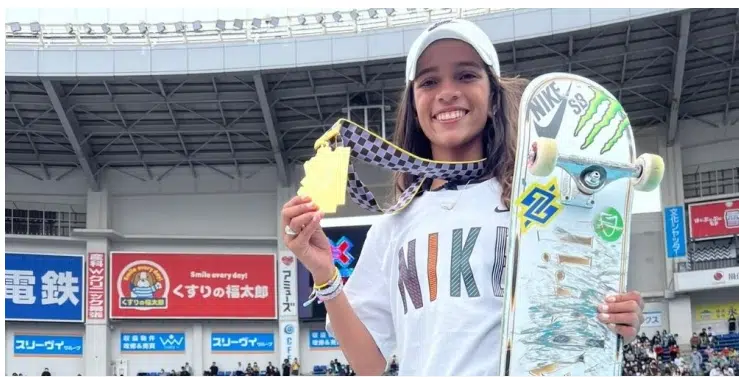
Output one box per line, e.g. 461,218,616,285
87,252,107,320
109,252,276,319
687,198,739,240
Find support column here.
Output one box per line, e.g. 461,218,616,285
277,183,301,371
659,135,689,340
193,323,204,374
84,189,112,376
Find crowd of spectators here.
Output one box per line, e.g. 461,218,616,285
622,329,737,376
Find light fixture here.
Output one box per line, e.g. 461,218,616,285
175,22,185,32
297,15,306,25
82,23,93,34
192,21,202,32
10,22,21,33
233,19,244,29
315,14,325,24
138,22,148,34
332,11,342,22
385,8,395,16
368,9,378,18
216,20,226,31
101,23,111,34
155,23,165,33
269,17,279,27
120,23,129,33
251,18,261,28
65,23,74,34
350,10,359,20
30,22,41,33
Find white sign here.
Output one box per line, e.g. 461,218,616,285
675,266,739,292
642,311,663,328
278,251,298,319
280,320,299,365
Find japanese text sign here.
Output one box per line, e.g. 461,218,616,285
5,253,85,322
309,330,339,349
86,252,106,321
642,311,663,328
110,252,276,319
688,199,739,240
120,332,186,352
211,332,275,352
14,334,84,356
663,206,687,258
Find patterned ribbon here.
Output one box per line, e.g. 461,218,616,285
319,119,487,214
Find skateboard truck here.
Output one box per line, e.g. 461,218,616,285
527,137,664,208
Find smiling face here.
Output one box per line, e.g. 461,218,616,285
412,39,492,161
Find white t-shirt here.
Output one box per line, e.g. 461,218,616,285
326,178,508,376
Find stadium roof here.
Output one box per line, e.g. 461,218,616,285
5,8,738,187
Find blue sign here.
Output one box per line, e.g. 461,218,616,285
14,334,84,356
120,332,186,352
309,330,339,348
211,332,275,352
5,253,85,322
664,206,688,258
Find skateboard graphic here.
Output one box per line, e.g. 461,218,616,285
499,73,664,376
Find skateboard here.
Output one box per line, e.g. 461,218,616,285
499,72,664,376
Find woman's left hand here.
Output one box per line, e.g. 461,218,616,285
597,290,644,343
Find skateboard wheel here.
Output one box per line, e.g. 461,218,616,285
633,153,665,192
527,137,558,177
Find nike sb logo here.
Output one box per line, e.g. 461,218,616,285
494,206,509,213
528,82,572,139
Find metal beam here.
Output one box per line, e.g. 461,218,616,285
41,79,100,190
667,12,691,146
253,74,289,186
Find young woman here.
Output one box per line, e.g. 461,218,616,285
281,19,645,376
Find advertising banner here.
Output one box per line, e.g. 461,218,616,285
663,206,688,258
687,198,739,240
211,332,275,352
86,252,106,321
695,302,739,322
308,330,339,349
279,321,299,364
278,251,298,319
13,334,84,356
120,332,186,352
675,266,739,292
5,253,85,322
110,252,276,319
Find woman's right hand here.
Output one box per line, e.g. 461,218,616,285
281,195,335,284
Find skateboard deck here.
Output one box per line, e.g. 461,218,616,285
499,73,664,376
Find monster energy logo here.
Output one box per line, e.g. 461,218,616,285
573,89,630,155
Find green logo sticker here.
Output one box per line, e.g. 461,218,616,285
593,207,624,242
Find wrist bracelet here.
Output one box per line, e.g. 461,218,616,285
303,267,343,307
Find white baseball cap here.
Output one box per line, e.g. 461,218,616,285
405,19,501,85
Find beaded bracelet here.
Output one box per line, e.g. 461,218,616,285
302,267,343,307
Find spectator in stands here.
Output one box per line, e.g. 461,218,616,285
388,356,399,376
282,358,290,376
266,361,278,376
291,358,300,375
179,365,191,376
692,332,702,349
253,362,261,375
41,369,51,376
184,362,193,376
209,362,219,376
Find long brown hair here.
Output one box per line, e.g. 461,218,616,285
391,68,529,209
